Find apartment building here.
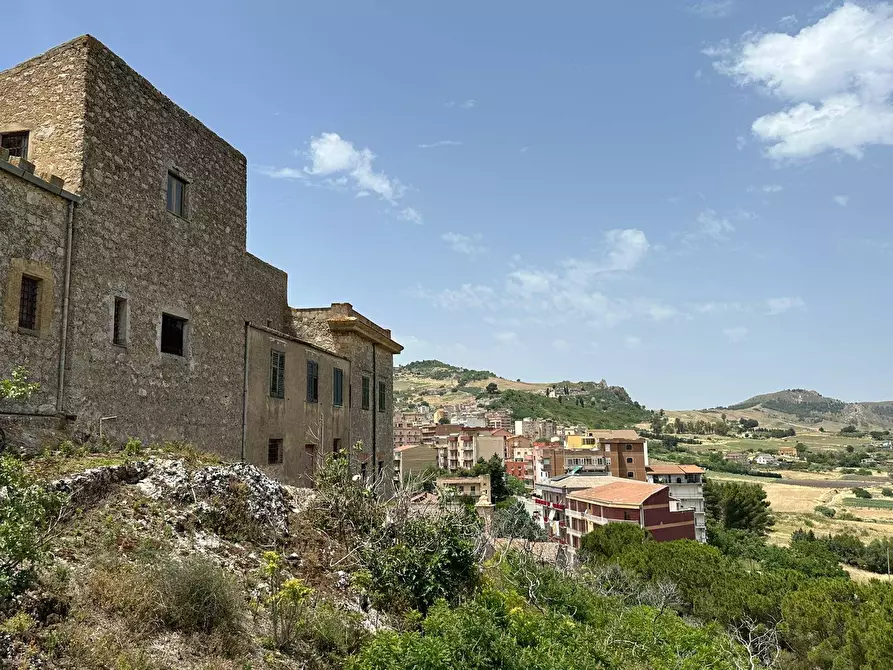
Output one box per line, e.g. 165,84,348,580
393,443,438,485
486,409,514,432
436,474,491,501
646,464,706,543
565,479,696,550
393,412,423,450
435,427,504,472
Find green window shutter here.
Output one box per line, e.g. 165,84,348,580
277,353,285,399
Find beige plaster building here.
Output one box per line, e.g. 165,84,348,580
0,36,401,487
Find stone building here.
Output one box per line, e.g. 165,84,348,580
0,35,401,488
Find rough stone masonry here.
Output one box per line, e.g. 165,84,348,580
0,35,401,489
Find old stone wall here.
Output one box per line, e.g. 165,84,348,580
57,37,277,455
0,38,89,191
0,167,70,413
245,325,351,487
243,253,289,332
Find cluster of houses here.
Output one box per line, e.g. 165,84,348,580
394,422,707,552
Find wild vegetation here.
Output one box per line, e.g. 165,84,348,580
490,388,650,428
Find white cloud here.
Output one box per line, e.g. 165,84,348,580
441,232,486,255
624,336,642,350
256,166,306,180
304,132,406,203
688,0,735,18
736,135,748,151
604,229,651,271
833,194,850,207
714,3,893,159
759,184,784,193
779,14,798,27
494,331,518,343
418,140,463,149
399,207,423,225
552,339,570,353
687,209,735,242
766,296,805,315
445,99,476,109
723,326,748,343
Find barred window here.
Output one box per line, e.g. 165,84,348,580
18,276,39,331
1,131,28,159
268,438,283,465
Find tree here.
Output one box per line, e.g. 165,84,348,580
438,416,451,425
578,523,650,563
852,487,872,499
486,382,499,394
505,475,527,497
491,501,546,542
0,367,39,402
650,410,666,435
471,455,510,502
705,480,774,535
819,426,825,432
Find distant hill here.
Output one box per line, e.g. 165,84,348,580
719,389,893,430
394,360,648,428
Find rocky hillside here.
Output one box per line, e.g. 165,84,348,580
726,389,893,429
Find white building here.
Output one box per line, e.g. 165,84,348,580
645,464,707,543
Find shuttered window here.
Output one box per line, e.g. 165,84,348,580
333,367,344,407
306,360,319,403
270,350,285,398
378,380,386,412
362,376,371,410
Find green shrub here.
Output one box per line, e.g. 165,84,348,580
157,556,243,636
881,487,893,497
0,456,67,599
852,487,872,499
814,505,836,518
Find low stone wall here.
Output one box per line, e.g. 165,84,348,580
0,413,72,455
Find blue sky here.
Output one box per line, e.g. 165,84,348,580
6,1,893,409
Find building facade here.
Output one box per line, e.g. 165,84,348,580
645,464,706,543
0,36,401,487
435,427,504,472
393,443,438,485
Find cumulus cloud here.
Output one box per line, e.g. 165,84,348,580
713,3,893,159
723,326,748,343
304,132,406,202
418,140,463,149
256,166,306,180
441,232,486,255
833,195,850,207
766,296,805,315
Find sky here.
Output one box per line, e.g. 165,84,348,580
5,1,893,410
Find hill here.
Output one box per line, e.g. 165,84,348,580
395,360,648,428
668,389,893,432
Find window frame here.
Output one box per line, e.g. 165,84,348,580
306,359,319,403
18,275,40,332
1,130,29,159
267,438,283,465
362,376,371,410
270,350,286,399
160,312,188,357
166,171,188,218
378,380,386,413
113,297,128,347
333,367,344,407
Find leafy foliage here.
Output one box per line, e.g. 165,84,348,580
705,479,775,535
491,388,649,428
491,501,546,541
0,456,66,599
578,523,650,563
0,366,40,402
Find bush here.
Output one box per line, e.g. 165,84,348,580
852,487,872,499
0,456,66,599
491,501,546,541
814,505,836,518
882,487,893,497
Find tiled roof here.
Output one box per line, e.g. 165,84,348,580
569,480,665,506
646,464,705,475
395,444,429,453
545,474,627,490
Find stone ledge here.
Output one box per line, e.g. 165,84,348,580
0,148,80,202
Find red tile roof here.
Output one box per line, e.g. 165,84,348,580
569,480,665,506
646,464,705,475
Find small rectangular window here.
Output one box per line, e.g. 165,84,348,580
333,367,344,407
18,276,39,331
270,350,285,399
268,438,283,465
113,297,128,346
361,462,368,483
1,131,29,159
362,376,371,410
306,360,319,403
333,438,342,456
160,313,186,356
166,172,187,217
378,380,386,413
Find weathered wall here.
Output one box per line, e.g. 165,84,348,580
53,37,284,454
245,326,351,487
0,167,70,413
0,38,88,191
243,253,289,332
